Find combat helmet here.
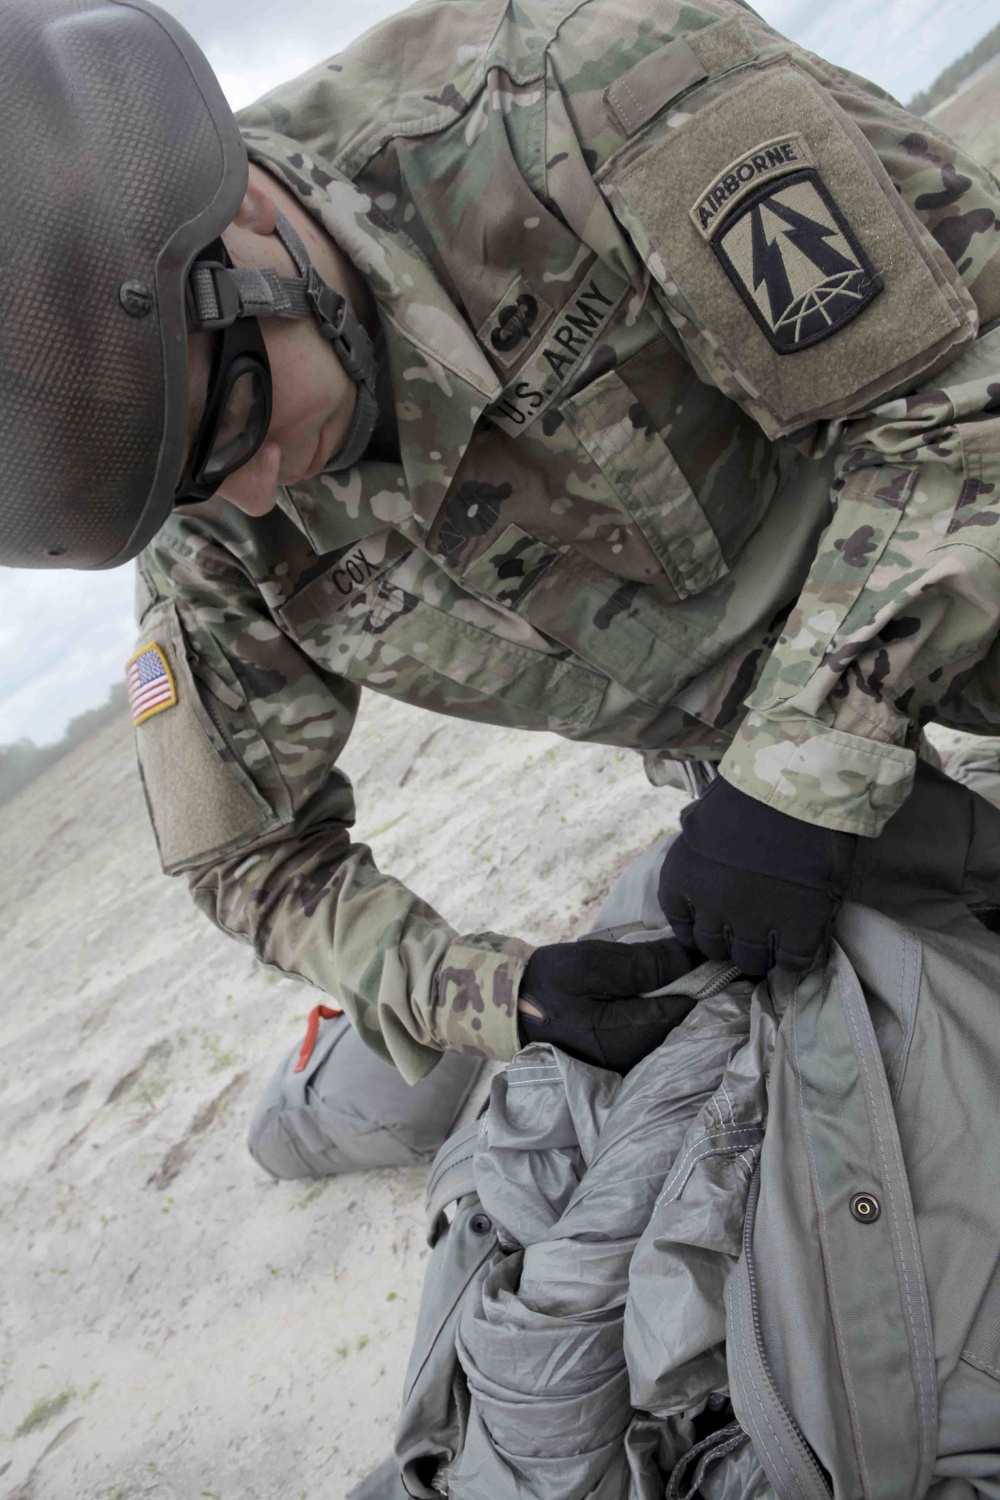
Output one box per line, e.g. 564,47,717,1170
0,0,377,569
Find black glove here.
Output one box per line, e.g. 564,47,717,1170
657,777,856,976
518,936,697,1073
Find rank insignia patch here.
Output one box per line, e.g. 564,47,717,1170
710,168,882,354
126,643,177,726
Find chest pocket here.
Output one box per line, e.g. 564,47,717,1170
356,578,606,735
279,536,606,736
561,366,728,601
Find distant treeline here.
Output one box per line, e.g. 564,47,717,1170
0,681,129,807
908,21,1000,117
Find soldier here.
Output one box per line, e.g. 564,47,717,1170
3,0,1000,1176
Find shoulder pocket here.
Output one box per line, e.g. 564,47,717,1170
131,601,285,874
599,59,977,438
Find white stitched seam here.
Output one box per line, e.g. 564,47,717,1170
792,983,870,1496
887,929,918,1097
962,1350,1000,1379
506,1068,564,1078
842,969,936,1422
429,1148,475,1184
654,1127,762,1209
608,76,643,133
841,964,935,1481
719,1081,737,1124
505,1065,566,1075
888,930,909,1091
657,1127,763,1205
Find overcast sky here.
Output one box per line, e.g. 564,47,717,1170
2,0,995,746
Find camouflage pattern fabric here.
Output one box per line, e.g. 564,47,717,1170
136,0,1000,1076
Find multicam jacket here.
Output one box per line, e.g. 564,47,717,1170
133,0,1000,1078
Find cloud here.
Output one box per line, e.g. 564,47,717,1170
777,0,998,102
0,567,136,746
157,0,405,108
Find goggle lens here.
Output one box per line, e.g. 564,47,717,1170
175,241,272,506
200,361,270,482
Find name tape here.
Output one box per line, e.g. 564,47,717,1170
488,266,628,438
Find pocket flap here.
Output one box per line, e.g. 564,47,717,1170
563,368,728,599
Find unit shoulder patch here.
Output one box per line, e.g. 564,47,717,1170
709,168,882,355
126,643,177,726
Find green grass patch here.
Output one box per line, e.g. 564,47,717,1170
200,1034,237,1073
15,1388,73,1437
368,812,407,839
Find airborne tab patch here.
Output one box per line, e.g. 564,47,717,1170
126,643,177,726
710,168,882,354
692,134,812,238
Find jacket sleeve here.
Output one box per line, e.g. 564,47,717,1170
714,75,1000,836
133,531,528,1081
591,20,1000,839
720,329,1000,836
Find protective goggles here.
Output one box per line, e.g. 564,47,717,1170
174,211,379,506
175,240,272,505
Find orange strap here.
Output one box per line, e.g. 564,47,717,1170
293,1003,344,1073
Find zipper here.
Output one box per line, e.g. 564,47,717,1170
739,1170,833,1497
693,963,743,1000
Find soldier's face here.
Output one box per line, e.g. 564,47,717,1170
186,163,368,516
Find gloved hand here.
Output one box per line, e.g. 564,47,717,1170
518,936,697,1073
657,776,857,976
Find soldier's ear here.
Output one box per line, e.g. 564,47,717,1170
228,167,278,238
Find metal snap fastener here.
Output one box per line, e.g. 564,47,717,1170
850,1191,881,1224
469,1213,492,1236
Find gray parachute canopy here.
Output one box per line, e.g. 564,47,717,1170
0,0,247,569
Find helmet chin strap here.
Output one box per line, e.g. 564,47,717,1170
189,209,379,473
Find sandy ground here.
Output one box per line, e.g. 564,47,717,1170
930,54,1000,175
0,694,684,1499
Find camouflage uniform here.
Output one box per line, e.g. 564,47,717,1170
133,0,1000,1081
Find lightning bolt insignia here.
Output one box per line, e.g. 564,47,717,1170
750,204,794,328
712,167,881,353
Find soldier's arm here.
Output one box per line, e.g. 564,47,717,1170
720,325,1000,837
132,531,528,1081
594,15,1000,838
715,70,1000,837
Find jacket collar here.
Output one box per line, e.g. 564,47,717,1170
240,129,501,541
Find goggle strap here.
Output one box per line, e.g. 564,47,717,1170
227,265,311,321
321,381,379,476
184,208,381,483
272,207,312,279
270,209,381,468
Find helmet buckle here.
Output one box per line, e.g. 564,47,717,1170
188,262,241,332
305,266,347,341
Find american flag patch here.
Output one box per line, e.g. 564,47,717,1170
126,644,177,726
